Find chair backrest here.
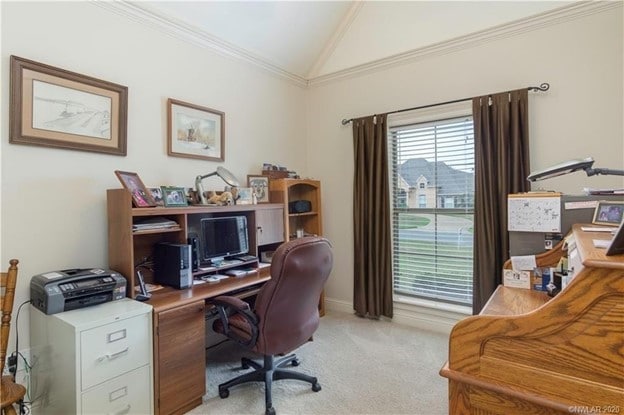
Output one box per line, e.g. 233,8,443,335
253,237,332,356
1,259,19,375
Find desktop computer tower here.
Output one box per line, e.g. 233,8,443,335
154,243,193,289
188,233,201,271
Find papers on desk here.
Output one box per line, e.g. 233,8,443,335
593,239,612,249
133,217,179,231
510,255,537,271
581,226,617,233
503,269,531,289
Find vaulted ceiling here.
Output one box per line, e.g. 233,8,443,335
119,1,576,83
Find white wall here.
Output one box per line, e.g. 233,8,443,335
1,2,307,348
307,7,623,306
1,2,622,350
318,0,572,76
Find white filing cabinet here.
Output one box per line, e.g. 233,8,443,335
30,298,153,415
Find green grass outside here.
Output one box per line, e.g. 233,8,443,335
397,215,430,229
393,212,474,304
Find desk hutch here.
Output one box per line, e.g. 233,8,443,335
107,189,286,414
269,178,325,315
441,224,624,414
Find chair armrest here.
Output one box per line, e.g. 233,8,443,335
212,296,250,312
211,296,258,346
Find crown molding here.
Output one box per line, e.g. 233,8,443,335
308,1,622,87
306,2,363,79
94,1,620,90
93,0,308,87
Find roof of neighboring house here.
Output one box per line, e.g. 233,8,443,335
399,158,474,195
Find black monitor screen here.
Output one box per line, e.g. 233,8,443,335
200,216,249,262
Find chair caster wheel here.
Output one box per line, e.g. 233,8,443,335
291,358,300,367
312,382,321,392
266,406,276,415
219,388,229,399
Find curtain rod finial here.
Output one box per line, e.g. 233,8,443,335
529,83,550,92
341,118,352,126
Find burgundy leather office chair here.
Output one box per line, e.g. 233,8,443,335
212,236,333,415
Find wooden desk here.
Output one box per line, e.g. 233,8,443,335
149,271,270,415
107,189,283,414
440,224,624,414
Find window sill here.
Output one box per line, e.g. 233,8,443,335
394,294,472,315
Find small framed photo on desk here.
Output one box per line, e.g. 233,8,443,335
115,170,156,208
592,201,624,226
161,186,188,207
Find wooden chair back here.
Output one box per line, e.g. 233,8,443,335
0,259,19,376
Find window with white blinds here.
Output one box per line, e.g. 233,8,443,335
390,115,474,305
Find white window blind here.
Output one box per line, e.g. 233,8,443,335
390,115,474,305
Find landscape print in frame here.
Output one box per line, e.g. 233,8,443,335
167,98,225,162
9,55,128,156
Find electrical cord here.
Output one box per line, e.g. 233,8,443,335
10,300,31,415
10,300,31,374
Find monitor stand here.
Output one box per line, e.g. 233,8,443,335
210,257,225,267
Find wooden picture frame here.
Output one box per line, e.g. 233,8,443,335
247,175,270,203
148,187,165,206
114,170,156,207
236,187,254,205
10,55,127,156
167,98,224,161
592,201,624,226
161,186,188,207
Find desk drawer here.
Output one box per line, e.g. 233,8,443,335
80,313,150,390
81,365,151,415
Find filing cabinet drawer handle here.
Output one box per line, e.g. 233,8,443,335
109,386,128,402
97,347,129,362
107,329,127,343
108,404,131,415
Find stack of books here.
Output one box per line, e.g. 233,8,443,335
132,217,179,231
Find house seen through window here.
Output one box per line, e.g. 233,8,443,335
390,114,474,306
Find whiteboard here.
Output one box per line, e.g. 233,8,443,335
508,196,561,232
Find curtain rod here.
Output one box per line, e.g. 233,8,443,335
340,82,550,126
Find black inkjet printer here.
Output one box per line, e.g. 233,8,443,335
30,268,126,315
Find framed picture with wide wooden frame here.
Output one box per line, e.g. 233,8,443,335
167,98,225,162
9,55,128,156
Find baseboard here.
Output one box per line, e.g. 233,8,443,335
325,297,465,335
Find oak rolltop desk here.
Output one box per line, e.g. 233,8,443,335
440,224,624,415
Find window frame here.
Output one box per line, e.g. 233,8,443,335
388,101,475,307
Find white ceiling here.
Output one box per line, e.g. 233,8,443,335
134,1,575,80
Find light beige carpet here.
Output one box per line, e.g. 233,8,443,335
188,310,449,415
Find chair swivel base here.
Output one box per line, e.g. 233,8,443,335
218,354,321,415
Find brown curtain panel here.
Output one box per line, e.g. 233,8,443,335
472,89,530,314
352,114,393,318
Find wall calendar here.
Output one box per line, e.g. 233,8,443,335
508,193,562,232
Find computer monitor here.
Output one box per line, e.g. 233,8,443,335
200,216,249,264
606,220,624,256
